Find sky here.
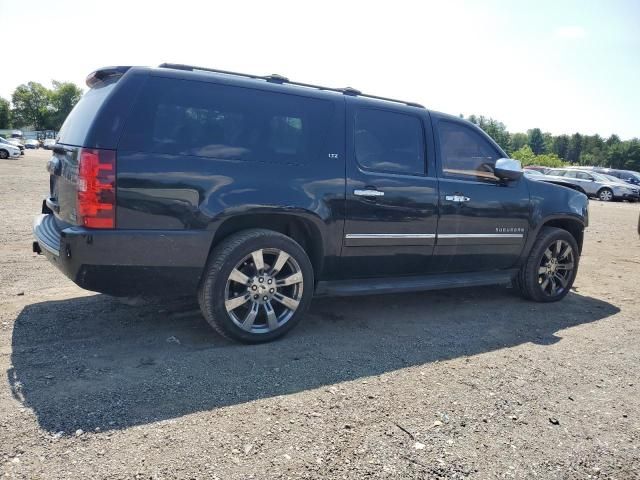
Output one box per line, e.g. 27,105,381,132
1,0,639,138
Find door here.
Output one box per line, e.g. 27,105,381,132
563,170,599,195
433,118,530,272
341,101,439,278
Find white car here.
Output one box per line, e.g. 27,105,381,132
0,142,21,159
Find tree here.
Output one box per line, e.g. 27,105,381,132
0,97,10,128
465,115,511,153
566,133,583,163
11,82,52,130
511,132,528,151
552,135,569,159
527,128,546,155
511,145,565,167
49,81,83,130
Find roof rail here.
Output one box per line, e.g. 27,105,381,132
158,63,424,108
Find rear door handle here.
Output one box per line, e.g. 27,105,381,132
445,194,470,203
354,189,384,197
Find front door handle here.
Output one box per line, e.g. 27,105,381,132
354,189,384,197
445,194,470,203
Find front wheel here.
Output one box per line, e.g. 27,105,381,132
0,150,8,159
598,188,613,201
516,227,579,302
198,229,314,343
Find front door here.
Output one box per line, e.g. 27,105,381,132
432,118,530,272
341,101,439,278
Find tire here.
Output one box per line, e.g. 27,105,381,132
198,229,314,343
598,188,613,201
0,150,8,159
516,227,579,302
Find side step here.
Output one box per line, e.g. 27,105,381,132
314,270,517,297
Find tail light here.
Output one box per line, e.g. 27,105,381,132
77,148,116,228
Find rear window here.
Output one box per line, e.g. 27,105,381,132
57,79,118,146
119,77,334,165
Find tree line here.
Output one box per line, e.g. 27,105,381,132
0,81,83,132
465,115,640,171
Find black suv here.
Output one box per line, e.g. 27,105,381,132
33,64,589,343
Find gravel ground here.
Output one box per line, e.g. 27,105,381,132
1,149,639,479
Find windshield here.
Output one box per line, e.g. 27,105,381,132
599,174,624,183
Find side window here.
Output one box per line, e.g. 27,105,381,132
120,77,333,164
437,121,501,181
354,108,425,175
575,172,592,180
563,171,578,178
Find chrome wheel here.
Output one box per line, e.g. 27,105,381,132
224,248,304,334
599,189,613,201
538,239,575,297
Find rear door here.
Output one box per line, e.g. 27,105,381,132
341,99,438,278
433,118,530,272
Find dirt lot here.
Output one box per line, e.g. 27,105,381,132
1,149,639,479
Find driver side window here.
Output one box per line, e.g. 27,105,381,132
437,121,501,181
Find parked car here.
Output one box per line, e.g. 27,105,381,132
42,139,56,150
593,168,640,186
0,141,21,159
33,64,589,343
596,173,640,201
545,168,635,201
523,165,549,173
24,139,40,149
0,136,24,155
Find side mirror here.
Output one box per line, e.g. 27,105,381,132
494,158,523,181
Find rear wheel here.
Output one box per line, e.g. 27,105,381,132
198,229,314,343
516,227,579,302
0,150,8,159
598,188,613,201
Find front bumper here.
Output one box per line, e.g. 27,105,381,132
33,213,214,296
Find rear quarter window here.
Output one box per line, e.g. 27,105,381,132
57,79,118,146
119,77,334,165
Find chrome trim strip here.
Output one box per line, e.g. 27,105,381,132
345,233,523,240
438,233,524,239
345,233,436,239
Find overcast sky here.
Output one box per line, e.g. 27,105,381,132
1,0,639,138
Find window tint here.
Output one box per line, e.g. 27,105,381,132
562,171,577,178
354,108,425,175
548,169,566,176
437,121,500,180
575,171,592,180
120,77,334,164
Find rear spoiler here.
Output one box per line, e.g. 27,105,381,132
86,66,131,88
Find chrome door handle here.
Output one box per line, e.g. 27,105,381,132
354,189,384,197
445,195,470,203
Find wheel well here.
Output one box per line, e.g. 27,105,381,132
542,218,585,253
211,214,324,277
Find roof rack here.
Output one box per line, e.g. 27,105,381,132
158,63,424,108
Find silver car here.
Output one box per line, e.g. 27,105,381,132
544,168,636,201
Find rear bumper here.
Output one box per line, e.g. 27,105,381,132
33,214,213,296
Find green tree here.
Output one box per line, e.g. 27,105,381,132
510,132,528,151
49,81,83,130
527,128,546,155
11,82,52,130
552,135,569,159
0,97,10,128
511,145,565,167
566,133,583,163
